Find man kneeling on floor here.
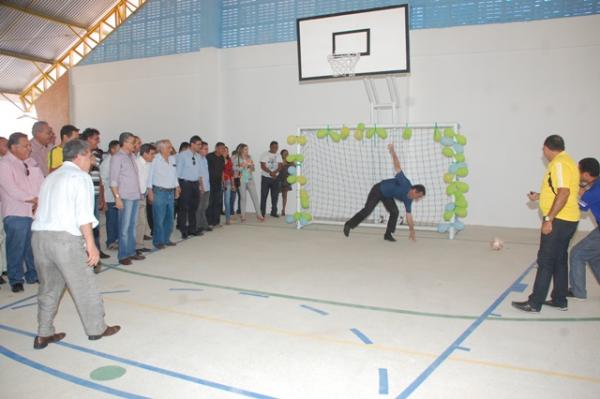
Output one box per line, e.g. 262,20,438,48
31,139,120,349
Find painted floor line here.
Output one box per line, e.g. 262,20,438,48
350,328,374,345
11,302,38,310
0,345,149,399
379,368,389,395
0,324,278,399
107,266,600,323
0,294,38,311
299,304,329,316
239,292,270,298
168,288,204,292
395,260,537,399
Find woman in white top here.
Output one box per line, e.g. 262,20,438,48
233,144,264,222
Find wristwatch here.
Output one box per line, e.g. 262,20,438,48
543,216,551,222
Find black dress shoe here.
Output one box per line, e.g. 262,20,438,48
544,300,568,311
33,332,66,349
165,242,176,247
270,213,279,218
11,283,24,293
119,258,132,266
384,233,396,242
139,248,151,253
131,254,146,261
190,231,203,237
99,251,110,259
204,226,213,232
182,233,189,239
155,244,165,250
343,223,351,237
89,325,121,340
511,300,540,313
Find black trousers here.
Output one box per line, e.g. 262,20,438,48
346,183,399,236
146,198,153,235
529,218,578,308
177,179,200,235
207,184,223,226
260,176,280,216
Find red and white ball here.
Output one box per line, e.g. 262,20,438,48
490,237,504,251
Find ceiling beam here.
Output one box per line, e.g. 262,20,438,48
0,2,88,30
0,88,21,95
0,48,55,64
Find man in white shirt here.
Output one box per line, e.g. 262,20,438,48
31,140,120,349
99,140,120,252
136,143,156,254
0,137,7,286
260,141,283,217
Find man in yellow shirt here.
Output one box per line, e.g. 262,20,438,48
513,135,580,312
48,125,79,173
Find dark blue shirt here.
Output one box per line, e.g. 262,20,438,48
379,171,413,213
579,179,600,224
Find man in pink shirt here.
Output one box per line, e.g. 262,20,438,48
30,121,54,177
0,132,45,292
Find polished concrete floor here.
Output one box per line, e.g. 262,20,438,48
1,218,599,398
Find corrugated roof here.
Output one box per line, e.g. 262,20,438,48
0,0,121,94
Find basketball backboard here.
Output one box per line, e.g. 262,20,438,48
297,5,410,81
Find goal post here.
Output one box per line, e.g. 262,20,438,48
290,123,467,239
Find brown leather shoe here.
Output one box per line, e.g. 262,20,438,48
88,325,121,340
119,258,132,266
131,254,145,261
33,332,66,349
155,244,165,249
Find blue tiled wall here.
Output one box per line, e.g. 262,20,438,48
81,0,600,65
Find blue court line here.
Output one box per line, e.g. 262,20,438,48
395,260,536,399
299,304,329,316
379,368,389,395
0,323,277,399
350,328,373,345
490,313,502,318
100,290,131,295
0,294,38,311
169,288,204,292
11,301,38,310
239,292,270,298
455,346,470,352
0,346,149,399
512,283,528,293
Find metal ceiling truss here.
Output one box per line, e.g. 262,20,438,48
15,0,147,111
0,2,88,30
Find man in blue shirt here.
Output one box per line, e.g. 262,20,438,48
568,157,600,300
176,135,203,239
344,144,426,242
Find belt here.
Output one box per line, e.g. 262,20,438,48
153,185,175,192
178,179,199,183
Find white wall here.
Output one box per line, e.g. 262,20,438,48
71,15,600,229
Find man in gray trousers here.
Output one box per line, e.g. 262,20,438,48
31,140,120,349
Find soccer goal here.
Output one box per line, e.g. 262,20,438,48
293,123,464,238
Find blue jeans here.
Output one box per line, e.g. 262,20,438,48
152,189,174,246
118,199,139,260
4,216,37,285
223,180,232,222
105,202,119,247
569,227,600,298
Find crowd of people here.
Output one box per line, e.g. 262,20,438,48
0,122,295,293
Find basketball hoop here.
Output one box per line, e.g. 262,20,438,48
327,53,360,77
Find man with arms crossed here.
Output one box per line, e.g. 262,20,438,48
344,143,425,242
32,140,120,349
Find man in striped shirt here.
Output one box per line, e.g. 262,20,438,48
81,128,109,262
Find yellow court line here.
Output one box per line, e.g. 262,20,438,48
105,297,600,385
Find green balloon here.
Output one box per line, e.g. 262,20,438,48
443,173,455,184
357,122,366,131
455,207,467,218
454,153,465,163
402,127,412,140
455,134,467,145
456,181,469,193
316,129,328,139
446,183,458,196
366,128,376,139
455,195,468,208
330,131,341,142
433,127,442,143
302,212,313,221
442,147,454,158
295,154,304,162
377,128,388,139
456,167,469,177
297,175,307,185
286,154,296,163
444,127,455,138
443,210,454,222
294,212,302,221
287,175,297,184
354,129,363,141
340,126,350,139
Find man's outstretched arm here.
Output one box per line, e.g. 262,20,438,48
388,143,401,173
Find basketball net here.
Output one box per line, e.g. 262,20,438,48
327,53,360,77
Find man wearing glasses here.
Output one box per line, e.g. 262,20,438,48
0,132,44,292
176,135,203,239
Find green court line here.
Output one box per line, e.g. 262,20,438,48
108,266,600,323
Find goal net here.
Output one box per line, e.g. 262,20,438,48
296,124,460,237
